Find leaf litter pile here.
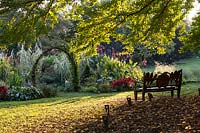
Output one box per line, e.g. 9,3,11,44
76,96,200,133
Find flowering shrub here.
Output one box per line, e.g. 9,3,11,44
0,86,8,100
96,56,143,84
8,86,42,101
111,77,135,91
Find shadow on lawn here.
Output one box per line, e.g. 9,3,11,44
73,96,200,133
0,92,118,108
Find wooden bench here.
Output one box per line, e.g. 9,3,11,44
134,69,182,101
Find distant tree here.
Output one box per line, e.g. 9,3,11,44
98,24,194,65
181,11,200,52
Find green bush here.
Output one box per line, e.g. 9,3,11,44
96,56,143,82
8,86,42,101
0,81,7,86
6,71,24,87
63,81,74,92
42,56,57,68
0,58,11,81
81,86,98,93
39,84,58,98
97,83,113,93
40,74,58,84
54,85,65,91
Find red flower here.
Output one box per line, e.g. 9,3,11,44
111,77,135,89
0,86,8,100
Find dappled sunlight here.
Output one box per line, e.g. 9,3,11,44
0,84,199,132
0,91,132,132
76,96,200,132
0,0,200,132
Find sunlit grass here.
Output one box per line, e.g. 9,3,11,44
0,91,133,132
0,83,199,132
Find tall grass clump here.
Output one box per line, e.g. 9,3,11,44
17,43,42,82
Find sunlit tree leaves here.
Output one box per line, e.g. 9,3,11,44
75,0,194,57
0,0,195,57
181,11,200,52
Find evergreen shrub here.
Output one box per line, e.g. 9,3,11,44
8,86,42,101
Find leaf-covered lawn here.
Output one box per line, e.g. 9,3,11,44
0,92,131,132
78,96,200,133
0,84,199,133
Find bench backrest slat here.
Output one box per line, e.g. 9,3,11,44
143,72,157,89
169,69,182,88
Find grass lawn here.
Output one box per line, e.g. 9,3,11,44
0,82,199,132
0,91,132,132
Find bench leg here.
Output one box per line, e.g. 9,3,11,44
142,92,145,101
134,91,138,101
171,90,174,97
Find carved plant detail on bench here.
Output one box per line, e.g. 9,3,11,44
156,72,170,88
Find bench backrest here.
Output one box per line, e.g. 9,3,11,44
169,69,182,88
143,69,182,90
143,72,157,89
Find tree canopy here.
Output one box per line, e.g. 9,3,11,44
0,0,195,56
0,0,71,44
74,0,194,56
181,11,200,52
